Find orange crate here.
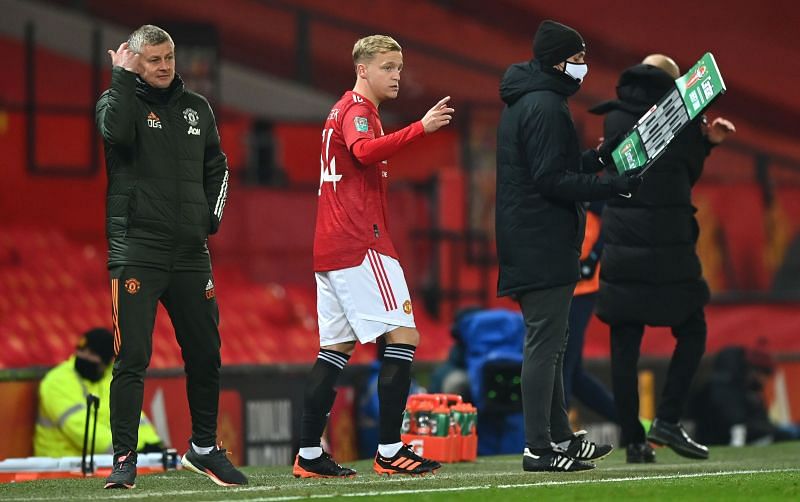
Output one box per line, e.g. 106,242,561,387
461,432,478,461
404,394,478,463
401,434,457,463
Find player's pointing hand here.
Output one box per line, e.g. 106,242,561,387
421,96,455,134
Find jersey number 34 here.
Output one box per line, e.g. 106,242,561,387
319,128,342,195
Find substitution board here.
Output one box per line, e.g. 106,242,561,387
611,52,726,175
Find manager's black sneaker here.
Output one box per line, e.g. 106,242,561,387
626,442,656,463
522,447,594,472
181,442,248,486
647,418,709,459
373,444,441,476
104,450,137,489
293,451,356,478
562,430,614,461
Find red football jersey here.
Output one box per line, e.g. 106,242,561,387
313,91,425,272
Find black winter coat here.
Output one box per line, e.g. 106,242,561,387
96,67,229,272
495,60,621,297
693,347,776,445
590,64,712,326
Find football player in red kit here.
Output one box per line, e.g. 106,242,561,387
293,35,454,478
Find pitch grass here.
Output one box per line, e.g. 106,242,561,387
1,442,798,501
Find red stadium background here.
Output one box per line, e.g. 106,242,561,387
1,0,798,464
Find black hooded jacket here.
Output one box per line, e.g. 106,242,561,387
590,64,713,326
96,67,229,272
495,59,621,297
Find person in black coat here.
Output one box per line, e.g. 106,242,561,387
590,54,735,463
495,19,641,472
692,345,800,447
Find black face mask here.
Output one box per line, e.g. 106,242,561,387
74,356,105,382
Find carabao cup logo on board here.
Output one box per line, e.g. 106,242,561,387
685,65,707,89
620,139,638,169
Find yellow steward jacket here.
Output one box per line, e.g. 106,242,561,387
34,356,161,457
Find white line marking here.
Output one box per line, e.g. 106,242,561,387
496,468,800,488
2,468,796,502
238,468,800,501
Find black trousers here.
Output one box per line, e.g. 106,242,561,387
518,283,576,450
610,308,707,446
110,265,221,454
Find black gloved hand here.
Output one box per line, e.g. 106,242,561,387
598,133,625,166
580,149,604,173
610,174,642,197
209,213,220,235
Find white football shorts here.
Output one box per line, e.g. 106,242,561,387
316,249,416,346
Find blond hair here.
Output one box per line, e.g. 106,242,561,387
352,35,402,65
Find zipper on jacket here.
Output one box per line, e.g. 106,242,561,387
159,105,180,269
373,224,380,238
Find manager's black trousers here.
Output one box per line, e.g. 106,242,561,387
610,309,707,446
518,284,576,451
109,265,221,454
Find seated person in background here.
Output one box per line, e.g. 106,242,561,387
694,345,800,447
34,328,162,457
428,307,482,403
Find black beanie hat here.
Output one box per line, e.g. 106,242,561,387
533,20,586,66
77,328,115,365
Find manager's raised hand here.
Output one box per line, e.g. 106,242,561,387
108,42,142,74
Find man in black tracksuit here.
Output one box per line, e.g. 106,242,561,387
495,20,640,472
589,54,735,463
96,24,246,489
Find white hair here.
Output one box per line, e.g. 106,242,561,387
128,24,174,53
